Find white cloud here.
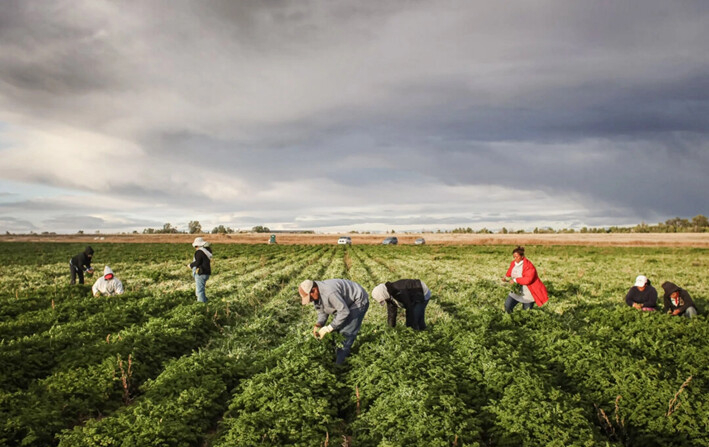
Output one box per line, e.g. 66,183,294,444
0,0,707,233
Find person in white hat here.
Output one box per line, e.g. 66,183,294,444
187,237,212,303
371,279,431,330
92,266,125,297
624,275,658,311
299,279,369,364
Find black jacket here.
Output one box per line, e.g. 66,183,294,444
190,249,211,275
661,281,695,315
625,281,658,308
70,246,94,271
385,279,425,327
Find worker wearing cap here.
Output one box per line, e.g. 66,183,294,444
371,279,431,330
625,275,658,311
661,281,698,318
299,279,369,364
187,237,212,303
92,266,125,297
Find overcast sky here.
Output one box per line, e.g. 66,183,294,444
1,0,707,234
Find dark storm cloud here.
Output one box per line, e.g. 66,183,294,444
0,0,707,231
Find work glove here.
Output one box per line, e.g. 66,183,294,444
316,325,334,340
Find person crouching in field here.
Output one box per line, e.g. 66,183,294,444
187,237,212,303
625,275,657,311
502,246,548,313
299,279,370,364
70,246,94,285
661,281,698,319
371,279,431,330
92,266,124,297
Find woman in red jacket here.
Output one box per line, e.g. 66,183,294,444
502,246,548,313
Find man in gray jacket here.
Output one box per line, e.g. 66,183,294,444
299,279,369,364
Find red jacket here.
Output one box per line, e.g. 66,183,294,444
506,258,548,306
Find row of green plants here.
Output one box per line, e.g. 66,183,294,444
0,242,707,446
0,243,328,445
56,246,340,447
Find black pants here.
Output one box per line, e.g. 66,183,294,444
388,300,429,330
70,263,84,285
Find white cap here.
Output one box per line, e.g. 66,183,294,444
372,283,390,305
192,237,206,247
298,280,314,305
634,275,648,287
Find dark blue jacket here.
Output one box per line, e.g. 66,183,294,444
625,281,657,308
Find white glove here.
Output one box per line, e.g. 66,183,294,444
316,325,334,339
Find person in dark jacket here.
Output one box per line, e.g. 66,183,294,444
371,279,431,330
661,281,698,318
625,275,657,311
70,246,94,284
187,237,212,303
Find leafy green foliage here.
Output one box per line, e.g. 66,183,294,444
0,242,707,446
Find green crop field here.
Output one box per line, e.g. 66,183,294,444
0,242,707,447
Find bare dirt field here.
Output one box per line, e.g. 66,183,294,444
2,232,709,247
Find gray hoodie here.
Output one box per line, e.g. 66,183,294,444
313,279,369,330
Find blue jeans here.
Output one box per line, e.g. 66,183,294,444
504,294,534,313
194,273,209,303
335,301,369,364
406,300,429,330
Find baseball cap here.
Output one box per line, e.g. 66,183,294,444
371,283,390,305
298,280,314,305
634,275,648,287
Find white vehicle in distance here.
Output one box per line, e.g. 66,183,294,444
414,238,426,245
337,236,352,245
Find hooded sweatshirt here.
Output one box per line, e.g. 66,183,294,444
189,247,213,275
661,281,696,315
71,246,94,271
625,280,658,308
313,279,369,330
92,266,124,296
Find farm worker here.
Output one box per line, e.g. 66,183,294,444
92,266,125,297
299,279,370,364
371,279,431,330
624,275,658,311
502,246,548,313
187,237,212,303
70,246,94,285
661,281,698,318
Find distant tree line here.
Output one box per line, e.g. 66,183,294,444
443,215,709,234
139,222,268,235
8,215,708,236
